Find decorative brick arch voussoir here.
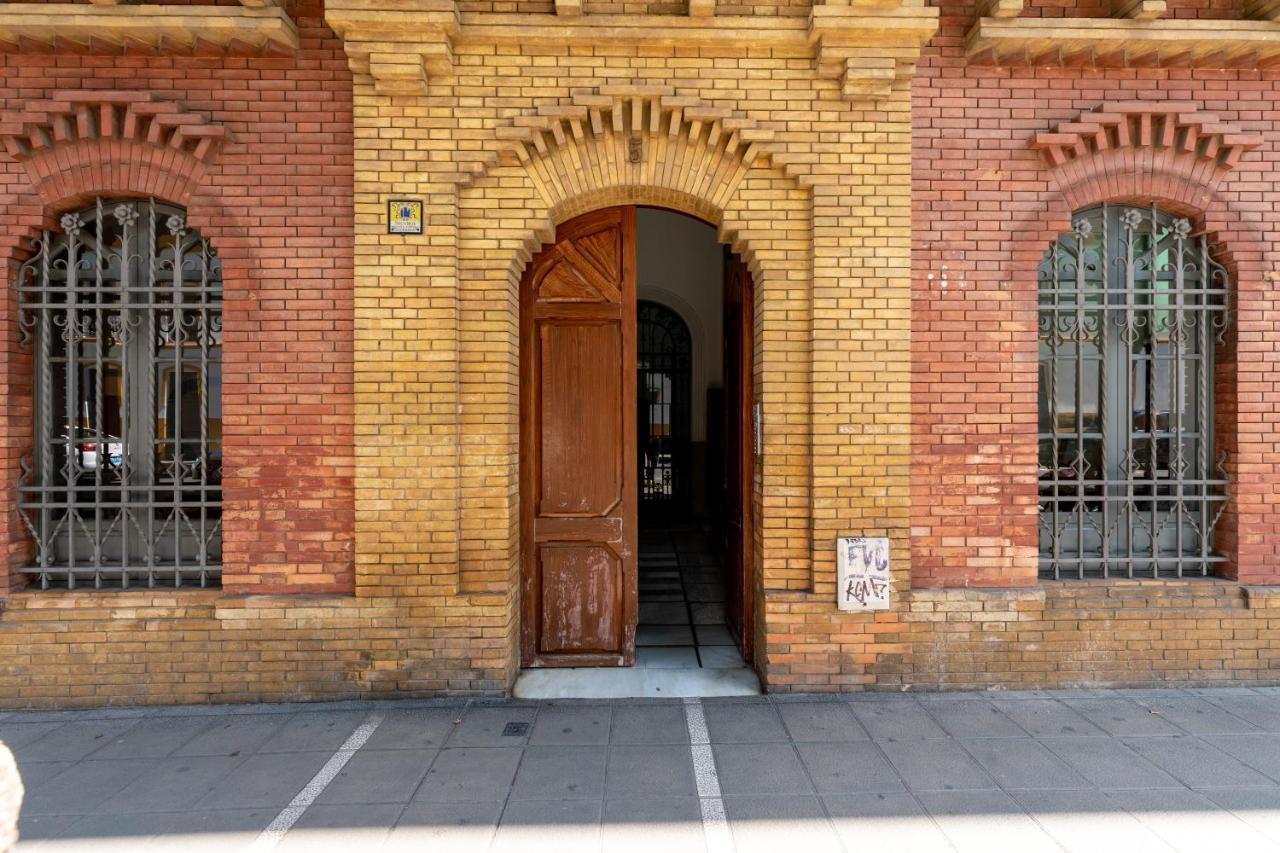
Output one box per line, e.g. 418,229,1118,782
1031,101,1263,215
458,87,810,287
0,91,227,210
454,88,814,599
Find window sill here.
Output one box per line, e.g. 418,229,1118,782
1243,586,1280,610
1039,576,1236,587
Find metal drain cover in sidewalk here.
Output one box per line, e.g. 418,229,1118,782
502,722,530,736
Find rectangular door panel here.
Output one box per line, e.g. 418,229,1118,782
538,544,623,655
538,322,622,518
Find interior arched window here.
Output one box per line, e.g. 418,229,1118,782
1038,203,1230,580
638,300,693,514
17,198,223,589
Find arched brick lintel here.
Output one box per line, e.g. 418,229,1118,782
20,139,208,213
1032,101,1264,214
1054,167,1221,221
0,90,227,215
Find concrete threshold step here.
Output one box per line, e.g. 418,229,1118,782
513,665,761,699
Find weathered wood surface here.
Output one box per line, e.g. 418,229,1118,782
521,206,638,669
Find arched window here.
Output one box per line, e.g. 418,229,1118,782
638,300,693,514
1038,203,1229,580
17,198,223,589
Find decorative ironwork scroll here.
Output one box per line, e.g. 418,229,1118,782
1037,203,1229,580
17,198,223,589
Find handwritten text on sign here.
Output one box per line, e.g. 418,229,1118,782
837,537,890,612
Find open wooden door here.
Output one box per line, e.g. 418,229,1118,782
723,251,754,662
521,207,638,668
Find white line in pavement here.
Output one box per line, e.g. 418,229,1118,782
684,698,735,853
248,711,385,851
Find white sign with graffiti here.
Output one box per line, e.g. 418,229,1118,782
837,536,890,612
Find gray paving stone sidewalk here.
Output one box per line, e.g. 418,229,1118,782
7,688,1280,851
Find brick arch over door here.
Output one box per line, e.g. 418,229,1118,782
454,93,816,675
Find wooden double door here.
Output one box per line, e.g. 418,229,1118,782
520,205,752,668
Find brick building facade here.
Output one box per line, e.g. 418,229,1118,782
0,0,1275,705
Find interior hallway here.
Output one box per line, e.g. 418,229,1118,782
636,523,747,671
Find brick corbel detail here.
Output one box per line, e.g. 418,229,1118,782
325,0,459,96
808,0,939,104
0,91,226,207
326,0,935,104
1031,102,1263,211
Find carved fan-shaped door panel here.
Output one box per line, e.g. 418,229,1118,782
521,206,638,667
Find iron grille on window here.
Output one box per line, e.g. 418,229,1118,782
638,300,692,512
17,199,223,590
1038,203,1229,580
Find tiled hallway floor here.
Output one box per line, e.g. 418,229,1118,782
636,523,748,671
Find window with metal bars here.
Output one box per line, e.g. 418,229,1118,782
1037,202,1229,580
638,300,692,515
16,198,223,590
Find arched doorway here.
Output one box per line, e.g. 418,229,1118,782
637,300,693,519
520,205,755,673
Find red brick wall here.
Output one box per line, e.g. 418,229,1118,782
0,0,355,594
910,0,1280,588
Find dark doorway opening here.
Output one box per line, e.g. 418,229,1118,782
633,208,754,672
